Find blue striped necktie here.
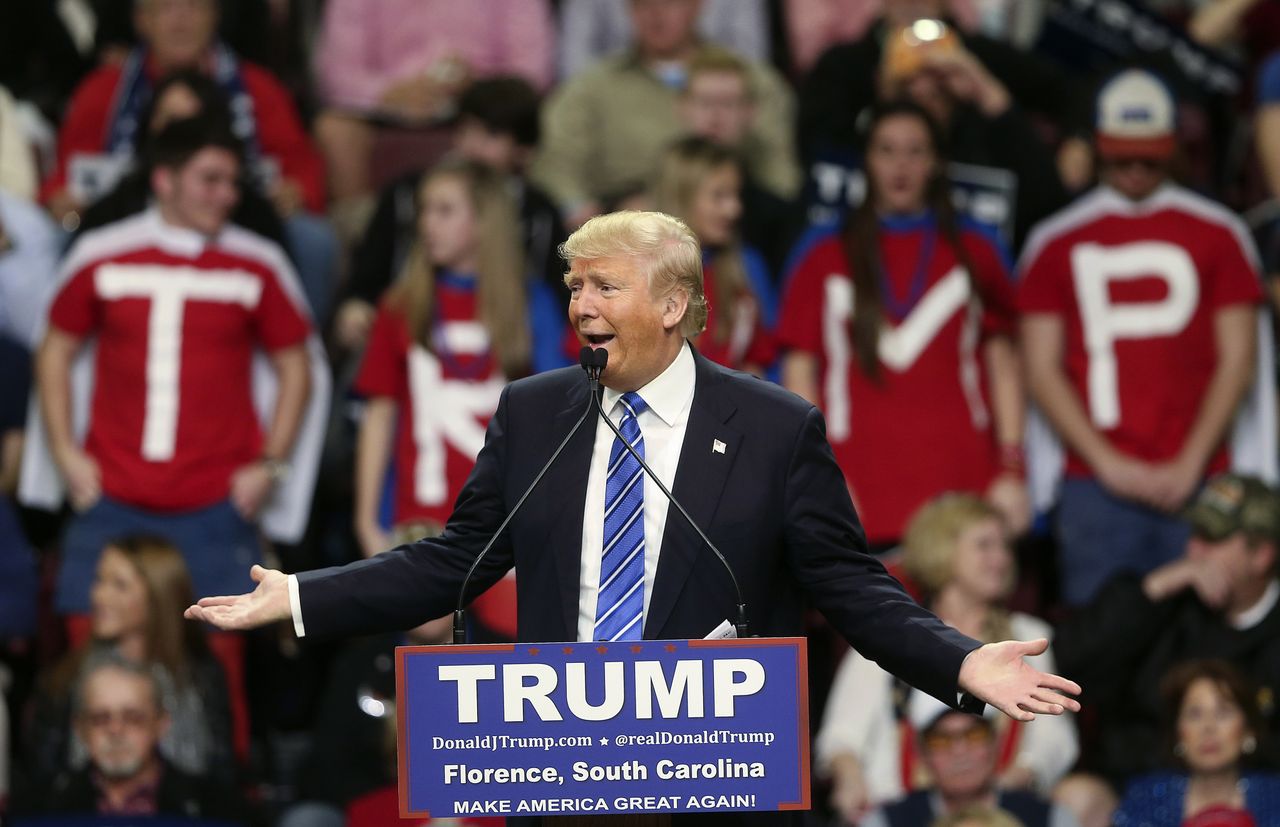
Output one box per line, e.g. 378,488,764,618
594,391,648,641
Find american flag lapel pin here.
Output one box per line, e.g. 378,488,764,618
712,439,726,455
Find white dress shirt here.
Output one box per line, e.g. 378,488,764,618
288,342,696,640
576,341,695,641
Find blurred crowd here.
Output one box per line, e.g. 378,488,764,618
4,0,1280,826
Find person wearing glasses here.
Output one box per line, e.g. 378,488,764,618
857,709,1079,827
13,653,243,821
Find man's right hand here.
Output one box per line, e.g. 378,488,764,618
55,445,101,511
184,565,292,631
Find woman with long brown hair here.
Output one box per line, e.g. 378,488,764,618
352,159,548,642
27,535,233,788
651,136,774,373
352,158,533,556
777,99,1027,549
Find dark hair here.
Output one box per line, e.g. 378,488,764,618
841,99,979,380
148,114,244,173
1161,659,1268,771
457,76,541,148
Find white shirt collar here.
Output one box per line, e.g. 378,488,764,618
1230,579,1280,630
143,206,216,258
602,340,695,427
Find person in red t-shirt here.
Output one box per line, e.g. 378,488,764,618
652,136,775,374
35,117,313,614
1019,69,1266,606
352,159,535,638
352,158,533,556
777,100,1027,548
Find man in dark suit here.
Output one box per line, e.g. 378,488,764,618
187,210,1078,823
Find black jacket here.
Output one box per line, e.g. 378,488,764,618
16,757,247,824
1055,574,1280,782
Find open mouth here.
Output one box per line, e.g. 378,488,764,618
584,333,615,346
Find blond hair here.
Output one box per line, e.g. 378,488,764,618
560,210,707,337
686,46,756,100
387,158,531,378
652,137,752,347
902,493,1013,642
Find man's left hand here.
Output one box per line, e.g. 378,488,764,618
230,462,275,520
959,638,1081,722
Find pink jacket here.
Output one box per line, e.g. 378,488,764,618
313,0,555,110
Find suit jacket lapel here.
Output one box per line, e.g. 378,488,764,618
645,352,740,638
544,379,599,640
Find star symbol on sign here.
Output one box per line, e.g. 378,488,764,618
599,737,608,745
562,646,574,655
596,645,608,654
665,644,678,653
630,645,643,653
527,648,540,656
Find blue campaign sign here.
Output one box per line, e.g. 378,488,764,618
396,637,810,819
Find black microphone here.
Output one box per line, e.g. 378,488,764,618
451,347,602,644
588,348,751,638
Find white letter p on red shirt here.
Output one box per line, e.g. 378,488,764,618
1071,241,1199,428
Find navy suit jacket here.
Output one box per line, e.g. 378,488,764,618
299,349,979,707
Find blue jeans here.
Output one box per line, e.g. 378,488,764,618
1055,476,1190,607
57,495,262,613
284,212,339,325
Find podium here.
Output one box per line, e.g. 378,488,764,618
396,637,810,819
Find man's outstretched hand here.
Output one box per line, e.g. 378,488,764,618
959,638,1081,722
184,565,292,631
